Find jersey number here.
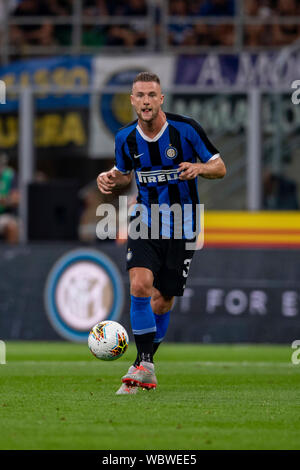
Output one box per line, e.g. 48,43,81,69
182,259,192,278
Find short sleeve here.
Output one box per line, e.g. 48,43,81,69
114,133,133,174
188,119,220,163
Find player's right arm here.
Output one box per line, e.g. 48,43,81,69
97,131,133,195
97,168,132,195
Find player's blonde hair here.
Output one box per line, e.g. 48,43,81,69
133,72,160,85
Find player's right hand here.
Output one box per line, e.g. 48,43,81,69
97,170,117,195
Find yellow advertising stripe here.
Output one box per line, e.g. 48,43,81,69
204,212,300,230
204,232,300,243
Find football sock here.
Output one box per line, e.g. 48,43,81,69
133,310,171,366
130,295,156,335
134,332,156,364
152,341,160,356
154,311,171,343
130,295,156,365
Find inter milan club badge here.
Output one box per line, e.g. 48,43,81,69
165,145,178,159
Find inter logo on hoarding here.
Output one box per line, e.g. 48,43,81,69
44,249,124,342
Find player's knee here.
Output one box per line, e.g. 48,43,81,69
130,278,152,298
129,268,153,297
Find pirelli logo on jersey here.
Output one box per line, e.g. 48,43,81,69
137,168,180,184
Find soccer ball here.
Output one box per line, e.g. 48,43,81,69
88,320,129,361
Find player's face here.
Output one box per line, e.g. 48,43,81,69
131,81,164,123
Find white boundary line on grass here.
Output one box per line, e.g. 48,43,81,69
197,361,293,367
6,360,294,367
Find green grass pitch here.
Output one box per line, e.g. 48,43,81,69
0,341,299,450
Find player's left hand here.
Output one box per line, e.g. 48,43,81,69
178,162,200,180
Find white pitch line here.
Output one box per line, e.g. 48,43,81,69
2,361,96,365
195,361,295,367
2,360,296,367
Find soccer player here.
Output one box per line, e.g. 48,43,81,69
97,72,226,394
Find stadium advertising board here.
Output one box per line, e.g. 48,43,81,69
0,52,297,157
0,109,88,155
173,283,300,343
0,244,298,343
169,92,300,136
0,56,91,157
0,55,92,111
175,52,300,88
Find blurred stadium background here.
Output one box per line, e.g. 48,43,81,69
0,0,300,345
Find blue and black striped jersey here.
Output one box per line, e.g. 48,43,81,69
114,112,220,239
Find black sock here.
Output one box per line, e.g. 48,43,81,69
133,332,156,364
133,355,140,367
153,341,160,356
133,339,161,366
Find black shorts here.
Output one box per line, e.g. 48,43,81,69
126,236,196,297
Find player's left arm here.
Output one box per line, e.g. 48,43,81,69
179,156,226,180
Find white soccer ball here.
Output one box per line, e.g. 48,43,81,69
88,320,129,361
